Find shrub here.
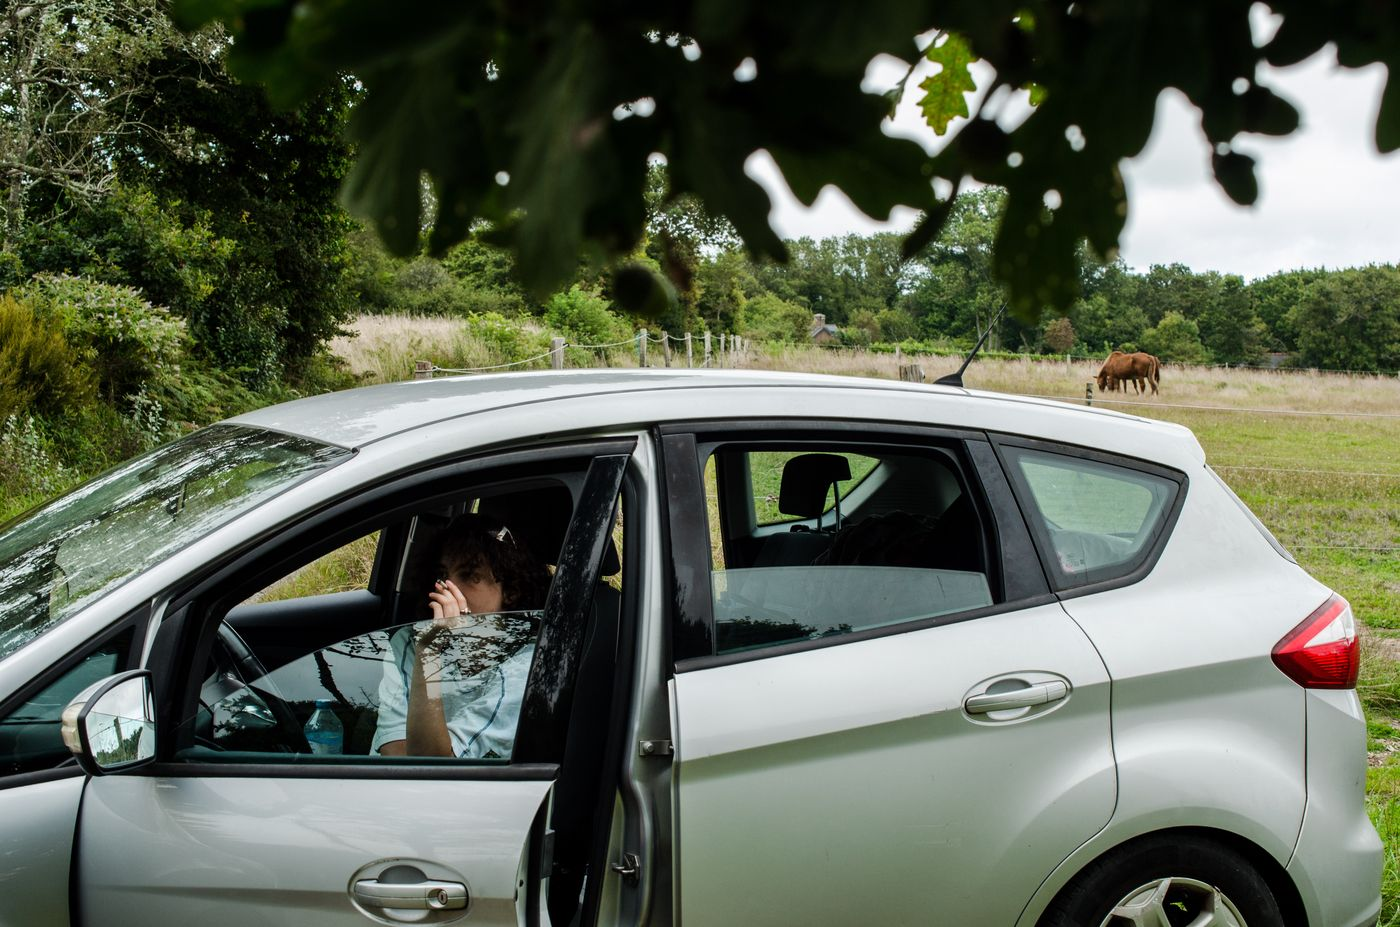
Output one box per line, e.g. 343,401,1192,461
0,293,94,420
739,293,811,343
0,414,74,516
20,274,189,405
544,286,633,347
465,312,549,363
1043,317,1076,354
876,308,919,343
1140,311,1210,364
459,286,528,317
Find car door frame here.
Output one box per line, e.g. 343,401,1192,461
146,438,635,764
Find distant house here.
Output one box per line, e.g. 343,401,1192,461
810,313,840,345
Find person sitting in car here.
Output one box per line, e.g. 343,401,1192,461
373,514,550,758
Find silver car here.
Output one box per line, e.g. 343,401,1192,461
0,369,1380,927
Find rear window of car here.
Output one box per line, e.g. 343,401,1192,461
0,425,350,658
1001,444,1182,590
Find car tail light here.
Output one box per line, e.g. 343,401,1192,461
1271,594,1359,689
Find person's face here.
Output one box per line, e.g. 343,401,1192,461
447,561,504,613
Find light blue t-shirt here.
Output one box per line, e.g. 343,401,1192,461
372,616,537,759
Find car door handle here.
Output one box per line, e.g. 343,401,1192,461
964,680,1068,714
352,878,469,911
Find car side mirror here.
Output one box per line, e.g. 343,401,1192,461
60,670,156,775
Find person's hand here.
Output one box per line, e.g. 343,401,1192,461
419,578,472,651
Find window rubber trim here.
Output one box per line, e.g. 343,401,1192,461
988,433,1189,599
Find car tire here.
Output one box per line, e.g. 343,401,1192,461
1040,834,1283,927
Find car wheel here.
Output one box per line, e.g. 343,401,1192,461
1041,835,1283,927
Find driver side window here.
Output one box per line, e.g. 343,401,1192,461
185,466,616,766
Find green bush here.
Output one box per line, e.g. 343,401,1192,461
459,286,528,317
544,286,633,347
876,308,919,343
1140,311,1210,364
20,274,189,405
0,414,75,517
739,293,811,343
465,312,550,363
0,293,95,420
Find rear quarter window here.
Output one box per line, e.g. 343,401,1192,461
1000,443,1183,591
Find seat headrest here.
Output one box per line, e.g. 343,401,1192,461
778,453,852,518
476,484,621,577
478,484,573,567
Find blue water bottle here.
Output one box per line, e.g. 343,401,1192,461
304,699,343,755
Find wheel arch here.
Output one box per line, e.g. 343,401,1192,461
1027,826,1307,927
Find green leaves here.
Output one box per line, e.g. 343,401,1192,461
339,57,460,256
1377,65,1400,154
168,0,1400,324
919,34,979,136
1212,150,1259,207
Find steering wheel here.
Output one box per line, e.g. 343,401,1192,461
215,622,310,753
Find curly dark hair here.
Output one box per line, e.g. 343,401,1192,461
438,513,551,610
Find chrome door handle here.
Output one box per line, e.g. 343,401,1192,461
965,680,1068,714
353,878,469,910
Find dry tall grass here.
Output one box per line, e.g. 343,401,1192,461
330,313,657,385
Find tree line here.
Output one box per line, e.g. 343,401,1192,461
352,184,1400,375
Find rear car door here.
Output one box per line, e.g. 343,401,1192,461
661,426,1117,926
73,442,632,926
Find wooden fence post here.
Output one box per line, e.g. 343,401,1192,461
719,333,727,367
703,332,712,367
550,338,565,370
1085,382,1093,406
685,332,694,367
662,331,672,367
638,329,647,368
898,364,924,382
414,360,433,380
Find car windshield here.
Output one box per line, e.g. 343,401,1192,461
0,424,351,660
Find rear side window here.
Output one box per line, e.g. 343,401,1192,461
1002,445,1182,590
703,441,996,656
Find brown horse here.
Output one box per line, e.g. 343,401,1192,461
1097,351,1160,395
1132,352,1161,395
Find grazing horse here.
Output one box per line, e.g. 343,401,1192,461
1131,352,1161,395
1096,351,1160,395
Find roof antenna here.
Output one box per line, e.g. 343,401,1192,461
935,302,1008,388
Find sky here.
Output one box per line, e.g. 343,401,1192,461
746,37,1400,282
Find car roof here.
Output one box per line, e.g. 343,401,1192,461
229,368,1200,461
